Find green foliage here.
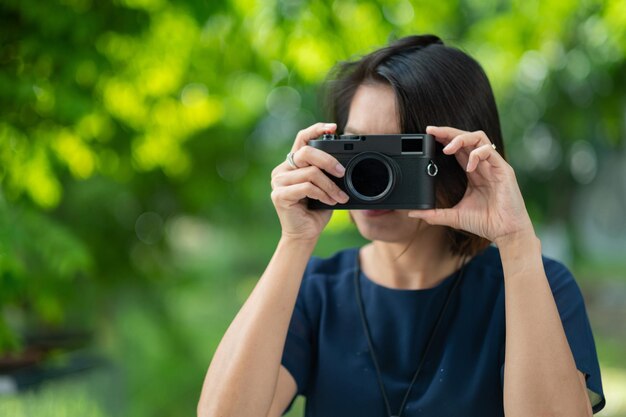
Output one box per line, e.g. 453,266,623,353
1,0,625,416
0,197,91,351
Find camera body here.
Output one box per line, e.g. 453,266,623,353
307,133,439,210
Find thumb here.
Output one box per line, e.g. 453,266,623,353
408,208,460,228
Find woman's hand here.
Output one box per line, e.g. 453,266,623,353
407,126,534,246
270,122,350,242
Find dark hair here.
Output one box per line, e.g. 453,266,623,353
323,34,505,257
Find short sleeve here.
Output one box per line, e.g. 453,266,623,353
546,260,605,412
280,259,316,415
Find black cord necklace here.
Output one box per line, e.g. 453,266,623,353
353,251,467,417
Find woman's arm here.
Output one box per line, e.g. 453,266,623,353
198,122,347,417
497,231,592,417
408,125,593,416
197,236,316,417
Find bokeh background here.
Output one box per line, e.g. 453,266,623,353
1,0,625,415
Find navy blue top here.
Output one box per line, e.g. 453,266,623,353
281,245,605,416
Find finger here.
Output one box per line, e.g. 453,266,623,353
272,182,337,207
272,166,349,203
442,131,492,155
292,145,346,178
271,160,295,178
407,208,460,228
291,122,337,152
466,143,505,173
425,125,469,146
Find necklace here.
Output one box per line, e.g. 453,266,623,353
353,251,467,417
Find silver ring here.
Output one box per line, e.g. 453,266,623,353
286,151,299,169
491,143,497,150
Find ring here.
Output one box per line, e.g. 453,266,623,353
491,143,497,150
286,151,299,169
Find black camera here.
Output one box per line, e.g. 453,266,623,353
307,133,439,210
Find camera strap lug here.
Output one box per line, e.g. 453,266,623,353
427,160,438,176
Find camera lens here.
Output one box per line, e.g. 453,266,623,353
346,152,398,201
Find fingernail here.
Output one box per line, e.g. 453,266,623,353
339,191,349,201
324,123,336,130
335,163,345,175
443,143,451,151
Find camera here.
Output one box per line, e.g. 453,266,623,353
307,133,439,210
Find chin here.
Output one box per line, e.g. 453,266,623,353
350,209,421,243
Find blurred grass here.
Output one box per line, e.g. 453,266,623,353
0,370,113,417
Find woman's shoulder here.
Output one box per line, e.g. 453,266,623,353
295,248,357,316
303,246,358,281
476,244,579,289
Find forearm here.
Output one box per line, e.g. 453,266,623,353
198,236,317,417
499,231,591,417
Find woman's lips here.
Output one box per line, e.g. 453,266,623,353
362,209,394,217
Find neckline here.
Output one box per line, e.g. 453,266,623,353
353,246,468,417
352,246,472,294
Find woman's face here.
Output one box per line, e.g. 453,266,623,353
344,82,428,243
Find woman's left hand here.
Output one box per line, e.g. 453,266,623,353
407,125,535,245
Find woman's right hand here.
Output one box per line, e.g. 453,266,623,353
270,122,350,242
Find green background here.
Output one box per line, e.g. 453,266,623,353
1,0,625,415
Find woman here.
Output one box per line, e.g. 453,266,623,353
198,35,605,417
